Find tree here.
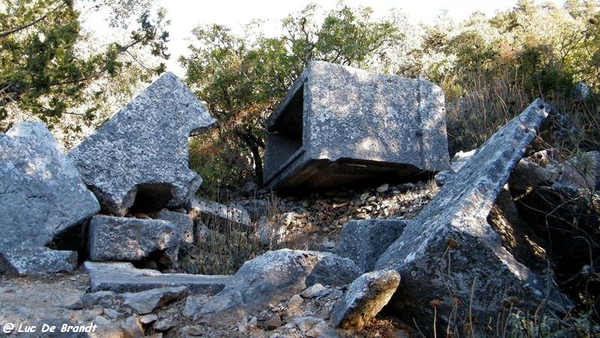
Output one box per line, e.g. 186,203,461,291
182,4,403,190
0,0,169,141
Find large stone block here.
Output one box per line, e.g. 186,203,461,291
376,99,570,332
0,247,78,275
335,219,407,272
69,72,216,216
88,216,180,265
0,122,100,274
264,61,450,191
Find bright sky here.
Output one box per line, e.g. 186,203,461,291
161,0,567,76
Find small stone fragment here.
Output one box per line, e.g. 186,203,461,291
122,286,188,314
122,315,144,338
153,318,175,331
331,270,400,330
140,314,158,324
182,325,204,336
288,294,304,311
262,314,282,330
293,316,323,333
300,284,330,299
376,183,389,193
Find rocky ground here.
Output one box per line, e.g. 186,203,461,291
0,181,437,338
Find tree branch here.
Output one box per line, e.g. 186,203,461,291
0,3,65,38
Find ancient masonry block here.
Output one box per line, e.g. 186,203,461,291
264,61,450,192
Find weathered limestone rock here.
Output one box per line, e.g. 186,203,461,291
69,72,216,216
376,99,569,332
257,212,293,246
188,249,361,324
0,122,100,274
434,149,476,185
509,156,556,191
335,219,407,272
264,61,450,192
331,270,401,330
88,216,179,265
154,209,194,247
0,247,78,275
122,286,189,314
85,261,231,293
188,197,252,228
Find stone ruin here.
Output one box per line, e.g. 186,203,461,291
1,62,588,335
0,122,100,274
69,72,217,217
264,61,450,192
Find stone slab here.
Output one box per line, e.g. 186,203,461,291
84,261,232,294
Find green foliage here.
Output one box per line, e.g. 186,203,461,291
183,0,600,194
183,3,404,190
414,0,600,154
0,0,169,136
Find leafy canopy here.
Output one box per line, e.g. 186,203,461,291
181,3,404,190
0,0,169,135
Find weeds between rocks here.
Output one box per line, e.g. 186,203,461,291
183,180,439,276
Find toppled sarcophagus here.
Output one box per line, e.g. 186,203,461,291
264,61,450,192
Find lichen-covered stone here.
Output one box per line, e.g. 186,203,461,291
88,215,179,265
190,249,361,324
69,72,216,216
84,261,231,294
122,286,188,314
335,219,407,272
264,61,450,191
376,99,569,331
0,122,99,274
